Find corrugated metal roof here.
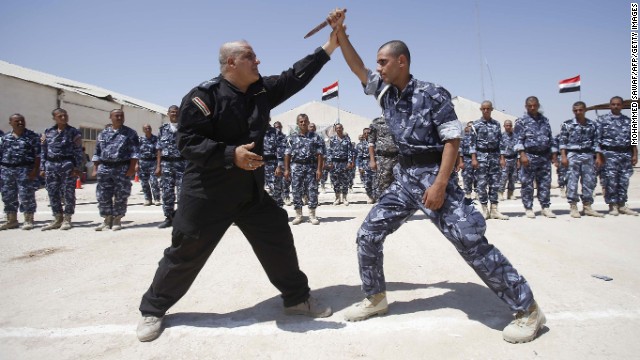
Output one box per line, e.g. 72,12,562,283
0,60,167,114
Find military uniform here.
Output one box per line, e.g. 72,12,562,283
355,70,534,313
138,133,161,205
0,128,41,228
157,123,187,220
459,129,475,197
553,135,567,195
263,124,286,206
514,112,556,212
92,125,139,223
355,138,374,200
368,116,398,200
499,130,518,198
596,112,637,212
327,134,354,199
470,118,502,205
285,131,323,210
559,118,599,205
41,124,83,225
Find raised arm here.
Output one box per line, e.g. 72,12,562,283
331,9,368,85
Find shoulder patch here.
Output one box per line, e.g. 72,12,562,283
192,97,211,116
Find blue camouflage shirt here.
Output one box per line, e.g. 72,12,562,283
40,125,83,170
559,118,599,153
285,132,323,162
139,134,159,160
92,125,140,162
157,123,182,159
0,129,41,166
363,70,461,155
459,130,473,156
514,113,556,153
327,134,354,163
263,125,287,166
500,131,518,157
470,118,502,160
596,113,633,149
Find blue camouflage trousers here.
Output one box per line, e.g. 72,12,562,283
321,167,330,188
160,160,186,217
138,159,161,202
356,164,534,312
461,156,475,195
601,151,634,205
359,161,375,198
565,153,597,204
330,161,350,195
96,164,131,217
265,159,284,207
44,160,76,214
499,158,517,193
283,177,291,198
1,166,37,213
557,163,568,188
519,154,552,209
476,154,501,205
291,162,318,209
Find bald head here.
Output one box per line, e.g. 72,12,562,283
219,40,251,74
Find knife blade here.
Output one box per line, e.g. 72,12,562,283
303,9,346,39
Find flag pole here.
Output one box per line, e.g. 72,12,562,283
336,80,341,124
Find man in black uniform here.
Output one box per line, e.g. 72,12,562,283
137,16,342,342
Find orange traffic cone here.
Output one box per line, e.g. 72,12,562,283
76,177,82,189
134,173,140,182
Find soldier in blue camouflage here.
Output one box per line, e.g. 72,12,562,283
336,19,544,343
471,101,509,220
309,123,329,194
156,105,188,228
596,96,639,216
0,114,41,231
137,124,161,207
368,116,398,201
327,123,354,205
356,129,375,203
284,114,323,225
514,96,557,219
559,101,604,218
552,134,568,199
498,120,518,200
40,108,84,231
92,109,140,231
263,120,286,207
457,122,475,199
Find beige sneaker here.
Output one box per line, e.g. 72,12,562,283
333,194,341,205
95,215,112,231
284,295,332,318
569,203,581,218
490,204,509,220
42,213,63,231
291,209,303,225
137,315,164,342
309,208,320,225
503,301,546,343
618,204,639,216
344,293,389,322
111,215,123,231
541,208,556,218
21,213,35,230
583,203,604,218
60,214,73,230
525,209,536,219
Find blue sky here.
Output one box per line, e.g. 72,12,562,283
0,0,632,132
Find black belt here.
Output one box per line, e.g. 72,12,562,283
46,155,74,162
1,162,34,168
462,154,472,158
376,150,399,157
524,148,551,156
332,158,348,163
101,160,130,167
601,145,632,152
293,159,316,165
263,154,277,161
566,148,594,154
476,147,500,153
140,157,156,161
398,152,442,167
503,154,517,159
161,157,184,162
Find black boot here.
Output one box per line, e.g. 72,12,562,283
158,213,173,228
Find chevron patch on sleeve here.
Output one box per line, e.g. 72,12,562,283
192,97,211,116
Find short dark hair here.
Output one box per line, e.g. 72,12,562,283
10,113,25,121
168,105,179,111
525,96,539,105
51,108,67,116
573,101,587,108
610,96,624,104
379,40,411,65
110,109,124,114
297,113,309,122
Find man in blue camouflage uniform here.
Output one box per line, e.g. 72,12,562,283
92,109,140,231
40,108,84,231
284,114,323,225
335,11,545,344
327,123,354,205
498,120,517,200
156,105,188,228
559,101,604,218
137,124,161,207
471,101,509,220
356,128,375,203
263,120,286,207
553,134,568,199
596,96,639,216
368,116,399,201
0,114,41,231
514,96,557,219
304,122,326,204
457,122,475,199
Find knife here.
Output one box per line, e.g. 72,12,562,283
303,9,347,39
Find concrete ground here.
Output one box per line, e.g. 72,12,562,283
1,169,639,359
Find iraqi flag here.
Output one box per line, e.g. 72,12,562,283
558,75,581,93
322,81,339,101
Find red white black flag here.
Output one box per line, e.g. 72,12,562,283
558,75,581,93
322,81,339,100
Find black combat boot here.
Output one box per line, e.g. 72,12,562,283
158,212,173,229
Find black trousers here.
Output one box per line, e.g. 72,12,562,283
139,191,310,316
